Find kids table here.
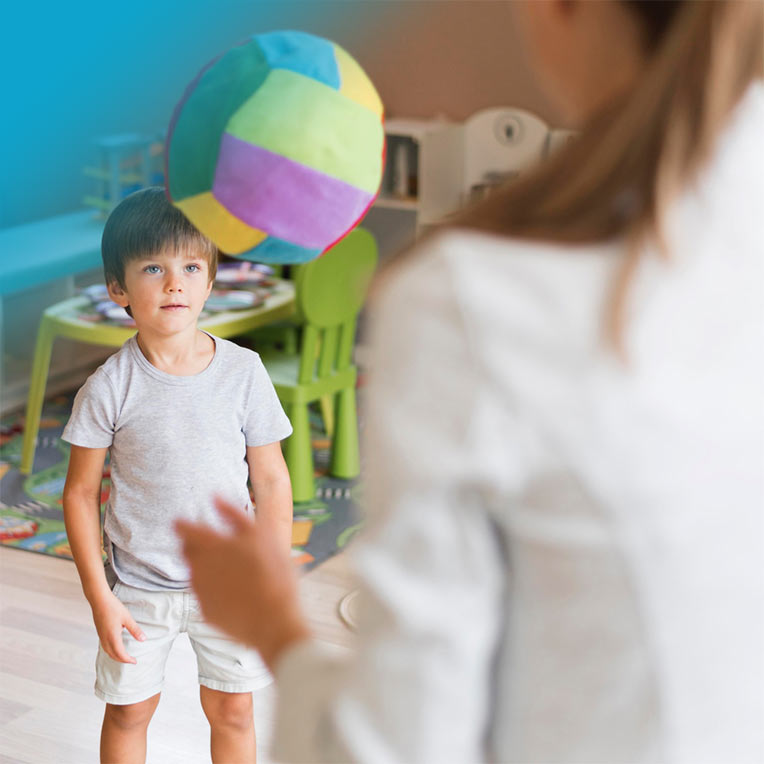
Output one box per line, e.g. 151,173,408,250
19,278,296,474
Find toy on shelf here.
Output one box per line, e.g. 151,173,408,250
166,29,385,264
83,133,165,216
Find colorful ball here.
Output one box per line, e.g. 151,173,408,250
165,30,385,264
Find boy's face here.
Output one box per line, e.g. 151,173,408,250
107,248,213,337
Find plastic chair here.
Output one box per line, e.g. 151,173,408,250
243,264,300,355
262,228,378,503
19,281,296,474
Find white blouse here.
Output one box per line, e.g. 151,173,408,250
271,83,764,763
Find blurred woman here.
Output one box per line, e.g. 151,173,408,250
178,2,764,761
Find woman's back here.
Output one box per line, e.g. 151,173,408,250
370,83,763,763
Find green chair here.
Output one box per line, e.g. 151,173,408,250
263,228,378,503
245,264,300,355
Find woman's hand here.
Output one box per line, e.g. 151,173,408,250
176,496,311,670
91,591,145,664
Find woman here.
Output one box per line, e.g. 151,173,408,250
177,1,764,761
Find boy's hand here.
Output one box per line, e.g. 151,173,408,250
91,592,146,664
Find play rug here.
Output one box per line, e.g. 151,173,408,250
0,393,363,572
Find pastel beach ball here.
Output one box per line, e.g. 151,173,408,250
166,30,385,264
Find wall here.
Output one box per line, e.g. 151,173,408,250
1,1,392,228
2,1,560,229
363,1,561,123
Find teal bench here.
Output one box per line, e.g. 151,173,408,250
0,211,104,297
0,211,106,413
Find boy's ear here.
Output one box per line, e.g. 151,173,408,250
107,281,129,308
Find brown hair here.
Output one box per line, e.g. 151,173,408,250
434,1,763,352
102,186,218,290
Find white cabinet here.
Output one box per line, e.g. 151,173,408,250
375,119,464,232
365,112,566,259
462,107,549,205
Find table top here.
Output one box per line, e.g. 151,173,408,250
43,278,296,347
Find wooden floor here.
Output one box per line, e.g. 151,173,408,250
0,546,357,763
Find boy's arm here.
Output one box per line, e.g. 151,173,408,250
63,445,145,663
247,443,293,556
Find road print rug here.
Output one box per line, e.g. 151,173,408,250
0,394,362,572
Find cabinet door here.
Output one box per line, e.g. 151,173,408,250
418,125,464,225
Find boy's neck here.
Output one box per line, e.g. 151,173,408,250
135,327,216,376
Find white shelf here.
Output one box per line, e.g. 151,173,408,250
366,110,562,256
374,195,419,211
384,118,453,141
378,120,464,235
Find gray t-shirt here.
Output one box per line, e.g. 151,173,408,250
62,333,292,591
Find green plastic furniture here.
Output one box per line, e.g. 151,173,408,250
19,280,296,475
262,228,378,503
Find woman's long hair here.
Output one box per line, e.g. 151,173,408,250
407,1,763,352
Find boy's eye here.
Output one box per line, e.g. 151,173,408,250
143,265,161,274
185,263,201,273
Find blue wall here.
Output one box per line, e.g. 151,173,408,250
2,0,392,228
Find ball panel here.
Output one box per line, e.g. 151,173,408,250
333,44,383,118
165,52,223,200
167,40,270,200
213,133,375,250
174,191,268,254
238,235,322,265
225,68,384,194
255,30,340,89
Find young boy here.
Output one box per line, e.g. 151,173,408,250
62,187,293,763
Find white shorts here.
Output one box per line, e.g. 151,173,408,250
95,580,272,705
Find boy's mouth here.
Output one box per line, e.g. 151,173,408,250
161,304,188,310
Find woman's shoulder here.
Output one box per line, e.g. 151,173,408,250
435,227,620,280
383,227,621,296
377,227,622,360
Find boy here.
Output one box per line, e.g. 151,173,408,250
62,187,293,763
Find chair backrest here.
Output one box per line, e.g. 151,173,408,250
462,107,549,205
294,228,378,384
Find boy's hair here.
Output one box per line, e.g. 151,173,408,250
102,187,218,290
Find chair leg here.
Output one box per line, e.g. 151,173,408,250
283,402,315,503
20,318,56,475
283,326,299,355
330,387,360,480
319,394,335,438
